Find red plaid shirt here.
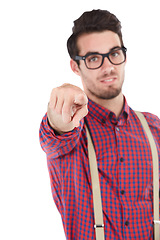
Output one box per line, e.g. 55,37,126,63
39,97,160,240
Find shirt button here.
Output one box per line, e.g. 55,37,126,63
120,157,124,162
125,220,129,226
116,127,120,131
120,190,125,195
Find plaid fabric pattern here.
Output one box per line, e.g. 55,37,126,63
39,98,160,240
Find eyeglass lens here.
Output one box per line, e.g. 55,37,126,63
85,49,125,69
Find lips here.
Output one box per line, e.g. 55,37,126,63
100,77,117,83
102,78,114,82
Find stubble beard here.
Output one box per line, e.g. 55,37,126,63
89,85,122,100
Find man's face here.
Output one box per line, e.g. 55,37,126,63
75,30,126,102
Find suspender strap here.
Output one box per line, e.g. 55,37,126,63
86,125,105,240
135,111,159,240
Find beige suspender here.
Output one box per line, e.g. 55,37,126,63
86,126,105,240
86,111,159,240
135,111,159,240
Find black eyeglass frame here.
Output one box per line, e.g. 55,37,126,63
75,46,127,70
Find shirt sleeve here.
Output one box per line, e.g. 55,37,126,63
39,113,84,159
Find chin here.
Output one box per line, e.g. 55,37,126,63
94,88,122,100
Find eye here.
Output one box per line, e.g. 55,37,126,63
87,55,99,62
91,57,98,62
111,51,120,57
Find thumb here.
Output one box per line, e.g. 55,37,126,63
74,92,88,106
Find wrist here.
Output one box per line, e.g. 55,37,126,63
47,117,65,135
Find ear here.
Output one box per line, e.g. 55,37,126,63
70,59,80,76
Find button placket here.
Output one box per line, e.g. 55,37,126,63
114,121,130,237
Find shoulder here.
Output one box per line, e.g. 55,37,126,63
129,108,160,134
142,112,160,128
132,111,160,144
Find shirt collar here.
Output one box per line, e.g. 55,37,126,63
88,96,130,126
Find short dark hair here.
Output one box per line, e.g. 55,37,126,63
67,9,124,62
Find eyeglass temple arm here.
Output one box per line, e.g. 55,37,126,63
75,56,85,61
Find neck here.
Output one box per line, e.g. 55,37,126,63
89,93,124,118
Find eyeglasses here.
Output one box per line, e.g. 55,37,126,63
75,47,127,70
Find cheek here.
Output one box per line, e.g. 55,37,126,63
80,71,98,91
117,65,125,78
80,67,97,82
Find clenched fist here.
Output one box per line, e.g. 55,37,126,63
47,84,88,134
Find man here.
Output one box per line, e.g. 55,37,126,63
39,9,160,239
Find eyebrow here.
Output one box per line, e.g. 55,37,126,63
83,45,121,56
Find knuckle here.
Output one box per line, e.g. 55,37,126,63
51,87,58,96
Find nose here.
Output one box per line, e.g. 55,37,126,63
101,56,114,73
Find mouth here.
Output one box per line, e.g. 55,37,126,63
100,77,117,84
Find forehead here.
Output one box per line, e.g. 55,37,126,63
77,30,121,55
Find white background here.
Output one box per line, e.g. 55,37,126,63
0,0,160,239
